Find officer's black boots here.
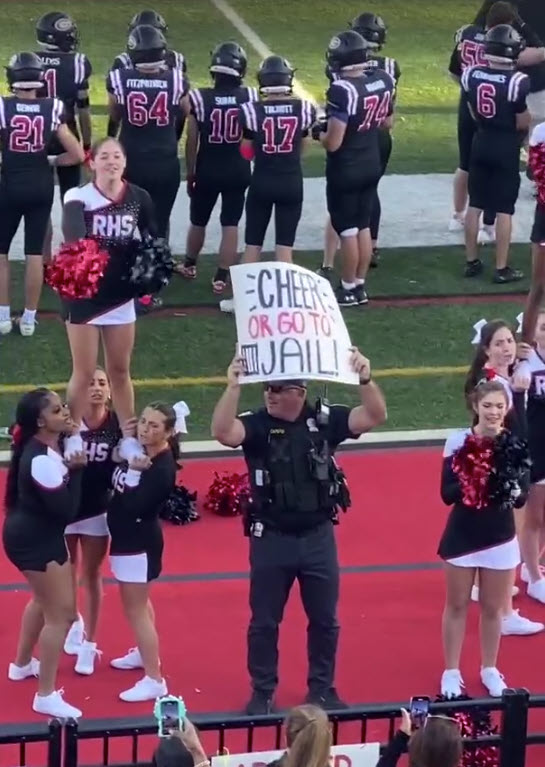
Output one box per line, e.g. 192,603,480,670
245,689,276,716
304,687,348,711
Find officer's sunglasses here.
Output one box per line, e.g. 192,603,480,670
263,384,305,394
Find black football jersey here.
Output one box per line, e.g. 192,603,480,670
77,410,121,521
189,84,257,174
107,67,187,158
364,55,401,86
0,96,64,175
449,24,487,79
461,66,529,132
240,98,316,175
112,49,186,73
325,71,395,159
35,51,91,132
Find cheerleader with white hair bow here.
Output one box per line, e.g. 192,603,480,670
464,319,543,636
107,400,189,703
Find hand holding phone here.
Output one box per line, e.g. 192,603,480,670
154,695,187,738
410,695,430,730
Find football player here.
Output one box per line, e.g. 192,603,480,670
35,11,92,199
315,31,395,307
461,25,530,282
178,42,257,295
108,9,186,141
0,53,83,338
107,25,187,240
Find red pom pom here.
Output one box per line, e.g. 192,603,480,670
484,367,496,381
45,239,109,300
205,472,250,516
529,142,545,208
9,424,22,447
452,434,494,509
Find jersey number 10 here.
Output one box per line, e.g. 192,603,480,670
127,91,170,127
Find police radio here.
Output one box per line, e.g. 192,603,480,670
315,384,330,428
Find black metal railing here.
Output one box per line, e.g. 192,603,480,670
0,717,62,767
4,689,545,767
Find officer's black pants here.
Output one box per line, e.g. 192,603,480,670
248,521,339,695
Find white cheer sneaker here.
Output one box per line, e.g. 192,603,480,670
119,675,167,702
8,658,40,681
33,689,82,719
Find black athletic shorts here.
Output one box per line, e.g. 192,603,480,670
3,513,68,573
124,155,181,239
531,203,545,246
0,175,54,255
190,180,248,228
457,97,475,173
244,174,303,248
468,133,521,215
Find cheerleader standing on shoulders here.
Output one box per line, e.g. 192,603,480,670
61,137,156,463
464,318,543,634
108,402,177,701
440,379,530,698
2,389,86,717
64,368,121,673
517,310,545,602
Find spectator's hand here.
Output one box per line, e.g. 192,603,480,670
511,361,531,392
227,352,245,388
121,417,138,439
170,719,207,761
129,454,152,472
399,708,411,736
349,346,371,382
65,450,87,470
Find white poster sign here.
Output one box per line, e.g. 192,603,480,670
230,262,359,385
211,743,380,767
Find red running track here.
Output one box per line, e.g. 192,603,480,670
0,448,544,763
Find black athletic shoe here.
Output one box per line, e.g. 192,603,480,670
305,687,348,711
316,266,334,279
464,258,483,278
353,284,369,305
493,266,523,284
335,285,357,307
370,248,380,268
245,690,275,716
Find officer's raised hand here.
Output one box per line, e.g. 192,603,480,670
349,346,371,383
227,352,246,388
211,349,247,447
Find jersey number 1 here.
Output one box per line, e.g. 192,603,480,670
9,115,45,153
44,68,57,98
127,91,169,127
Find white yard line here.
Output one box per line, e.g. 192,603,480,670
210,0,317,104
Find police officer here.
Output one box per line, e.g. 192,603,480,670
211,347,387,715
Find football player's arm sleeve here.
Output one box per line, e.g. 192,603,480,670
326,83,349,123
62,196,87,243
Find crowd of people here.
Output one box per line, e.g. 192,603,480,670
2,7,545,767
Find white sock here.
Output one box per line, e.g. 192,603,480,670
0,305,10,321
355,278,365,286
341,280,356,291
21,309,36,324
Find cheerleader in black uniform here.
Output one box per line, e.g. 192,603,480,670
439,379,529,699
107,402,176,702
63,368,121,674
464,319,543,635
2,389,86,718
517,310,545,602
61,137,156,464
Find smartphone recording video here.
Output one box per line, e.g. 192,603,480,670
410,696,430,729
159,699,181,735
